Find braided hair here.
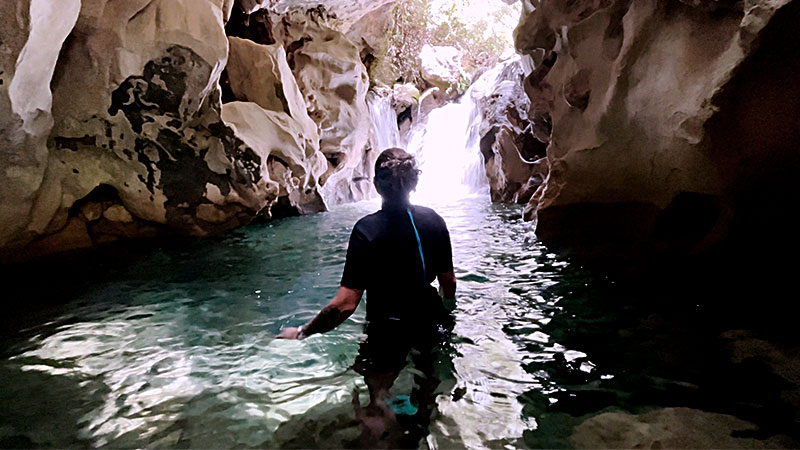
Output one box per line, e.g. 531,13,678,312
374,148,419,204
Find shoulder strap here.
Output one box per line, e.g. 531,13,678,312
407,209,427,285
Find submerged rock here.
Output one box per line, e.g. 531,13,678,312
514,0,800,264
572,407,792,449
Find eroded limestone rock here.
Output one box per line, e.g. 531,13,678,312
475,58,547,204
238,0,395,31
226,37,320,145
221,101,327,216
0,0,81,257
270,9,373,205
0,0,342,261
515,0,800,262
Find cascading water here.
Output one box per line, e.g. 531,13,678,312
366,90,402,153
366,57,518,206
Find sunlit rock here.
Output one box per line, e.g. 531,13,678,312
345,2,395,70
419,44,464,94
270,9,372,205
392,83,420,114
238,0,395,31
572,408,792,449
515,0,800,262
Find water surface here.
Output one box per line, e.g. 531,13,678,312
1,196,798,448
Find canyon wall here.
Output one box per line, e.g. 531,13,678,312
515,0,800,263
0,0,389,262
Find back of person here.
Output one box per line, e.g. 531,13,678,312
276,147,457,447
342,204,452,325
277,146,456,344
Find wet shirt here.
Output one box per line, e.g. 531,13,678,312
340,203,453,324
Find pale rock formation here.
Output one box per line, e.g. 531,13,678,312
226,37,320,156
221,101,327,216
392,83,420,114
475,58,548,204
0,0,334,261
515,0,800,261
572,408,792,449
419,45,464,94
269,9,373,205
345,2,395,67
1,0,81,257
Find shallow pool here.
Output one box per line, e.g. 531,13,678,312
1,196,797,448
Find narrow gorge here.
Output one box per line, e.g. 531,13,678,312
1,0,799,448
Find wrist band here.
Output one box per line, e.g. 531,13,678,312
296,325,306,340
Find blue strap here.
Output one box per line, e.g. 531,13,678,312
407,209,426,284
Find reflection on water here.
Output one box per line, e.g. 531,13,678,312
1,196,799,448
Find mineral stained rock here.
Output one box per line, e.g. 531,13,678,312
515,0,800,262
0,0,381,261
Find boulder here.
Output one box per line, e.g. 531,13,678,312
419,44,464,94
515,0,800,263
392,83,420,114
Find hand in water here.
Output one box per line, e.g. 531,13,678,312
276,327,301,339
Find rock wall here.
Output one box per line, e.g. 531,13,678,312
475,58,548,205
0,0,390,262
515,0,800,263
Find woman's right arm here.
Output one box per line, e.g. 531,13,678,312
437,271,456,299
277,286,363,339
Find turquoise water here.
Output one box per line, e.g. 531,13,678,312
1,196,798,448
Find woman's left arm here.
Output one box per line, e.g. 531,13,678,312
277,286,364,339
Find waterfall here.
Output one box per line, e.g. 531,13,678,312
407,57,520,205
366,57,520,205
367,90,402,152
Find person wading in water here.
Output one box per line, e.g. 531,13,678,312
278,147,456,447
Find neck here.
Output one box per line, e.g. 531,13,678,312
381,197,410,210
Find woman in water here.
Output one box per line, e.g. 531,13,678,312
278,147,456,445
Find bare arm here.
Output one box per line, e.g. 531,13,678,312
277,286,364,339
437,271,456,300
